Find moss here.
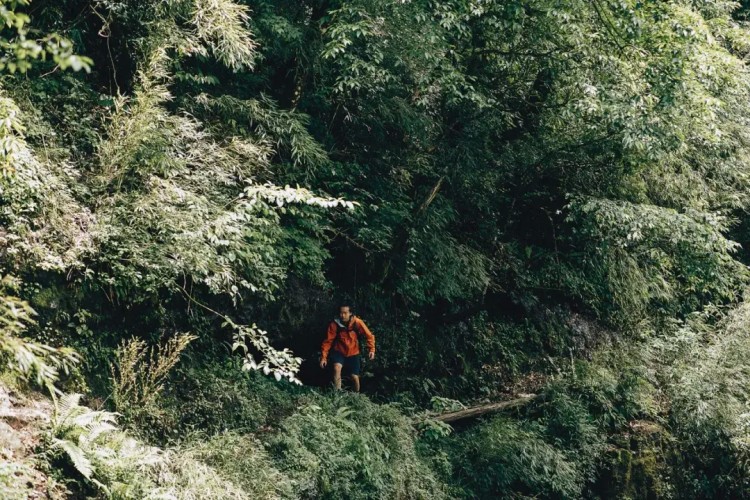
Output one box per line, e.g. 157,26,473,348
595,421,676,499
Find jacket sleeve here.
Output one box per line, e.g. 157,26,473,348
321,322,337,360
356,318,376,354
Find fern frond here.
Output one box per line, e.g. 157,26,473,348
81,422,118,443
54,393,83,426
72,409,117,429
53,438,94,479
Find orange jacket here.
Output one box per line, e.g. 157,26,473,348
321,316,375,360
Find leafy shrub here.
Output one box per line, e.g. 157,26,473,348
110,333,195,428
548,349,658,431
151,452,251,500
565,199,748,329
152,434,292,500
540,389,607,488
659,302,750,497
594,421,677,500
45,393,291,499
374,313,561,404
448,350,658,499
266,392,448,499
0,277,79,393
173,432,292,499
46,393,163,497
454,417,583,499
162,362,305,437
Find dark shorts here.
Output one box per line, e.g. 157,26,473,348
329,351,361,376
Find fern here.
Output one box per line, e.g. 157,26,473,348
48,392,163,494
55,392,82,421
53,438,94,479
50,393,116,482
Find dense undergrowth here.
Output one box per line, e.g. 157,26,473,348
7,333,750,499
4,0,750,498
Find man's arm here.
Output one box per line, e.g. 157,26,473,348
320,322,337,366
356,318,376,359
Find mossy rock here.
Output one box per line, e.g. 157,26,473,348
593,420,676,499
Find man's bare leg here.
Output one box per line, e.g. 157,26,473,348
351,375,360,393
332,363,343,390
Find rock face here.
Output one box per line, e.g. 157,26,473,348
0,385,51,427
0,384,64,499
0,420,24,453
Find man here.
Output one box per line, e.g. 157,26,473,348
319,304,376,392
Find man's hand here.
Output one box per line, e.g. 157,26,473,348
368,351,375,361
320,358,327,369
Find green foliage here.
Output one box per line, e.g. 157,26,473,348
550,352,659,432
653,301,750,496
45,390,292,499
266,393,448,499
283,0,750,336
159,362,303,437
0,87,94,272
151,450,252,500
174,432,292,499
455,416,584,499
231,322,302,384
0,276,79,392
448,347,657,499
565,198,748,328
93,45,287,301
110,333,195,426
47,392,163,496
5,0,750,497
0,0,92,74
597,421,677,500
398,217,492,307
191,93,328,171
375,313,559,403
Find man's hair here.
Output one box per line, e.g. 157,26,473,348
339,302,353,311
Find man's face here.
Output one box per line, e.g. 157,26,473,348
339,306,351,322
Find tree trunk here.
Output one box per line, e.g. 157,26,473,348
435,394,537,423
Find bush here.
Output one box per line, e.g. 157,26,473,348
162,362,305,437
549,350,658,431
454,417,583,499
594,421,676,500
659,302,750,497
45,393,291,499
541,389,606,484
174,432,292,499
110,333,195,428
151,451,251,500
449,350,657,499
266,392,448,499
373,312,566,404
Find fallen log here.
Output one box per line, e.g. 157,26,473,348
434,393,538,423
